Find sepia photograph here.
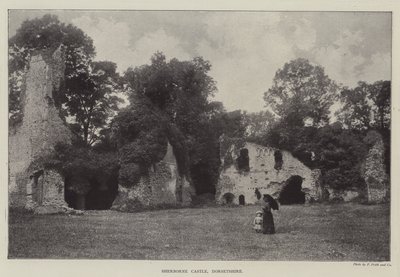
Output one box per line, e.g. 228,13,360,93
4,4,397,274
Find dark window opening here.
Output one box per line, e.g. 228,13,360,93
255,188,261,200
274,150,283,170
239,195,245,205
237,148,250,172
278,175,305,205
222,193,235,204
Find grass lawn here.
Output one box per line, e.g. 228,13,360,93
8,203,390,261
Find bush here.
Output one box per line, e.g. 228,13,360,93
118,162,142,188
44,143,119,194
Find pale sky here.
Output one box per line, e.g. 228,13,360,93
9,10,391,112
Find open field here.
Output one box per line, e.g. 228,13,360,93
8,203,390,261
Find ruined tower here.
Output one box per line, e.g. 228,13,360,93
362,130,390,203
9,46,72,209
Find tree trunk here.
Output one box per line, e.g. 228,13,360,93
83,123,89,145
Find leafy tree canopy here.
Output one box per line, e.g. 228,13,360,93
66,60,123,145
111,94,169,167
9,14,95,73
124,52,216,128
264,58,338,127
242,110,276,142
337,80,390,130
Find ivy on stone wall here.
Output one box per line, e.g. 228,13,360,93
219,136,246,170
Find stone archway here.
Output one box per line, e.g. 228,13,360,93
65,175,118,210
279,175,305,205
222,192,235,204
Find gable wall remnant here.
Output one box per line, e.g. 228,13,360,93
112,142,194,211
9,46,72,209
361,130,389,203
216,141,321,205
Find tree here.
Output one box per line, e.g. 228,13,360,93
66,61,123,145
123,52,174,110
264,58,338,127
123,52,221,194
111,93,168,168
9,14,95,126
123,52,218,149
242,110,276,142
313,124,368,190
124,52,217,128
369,81,391,130
336,82,372,130
337,80,391,130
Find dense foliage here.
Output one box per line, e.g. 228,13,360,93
111,93,169,187
120,53,231,194
65,60,123,145
336,80,391,130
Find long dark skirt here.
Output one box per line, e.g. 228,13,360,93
262,211,275,234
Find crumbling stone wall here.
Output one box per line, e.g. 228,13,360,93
361,131,389,203
216,141,320,205
112,142,194,211
9,46,72,208
25,169,66,209
326,188,361,202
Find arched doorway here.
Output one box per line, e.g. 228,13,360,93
222,192,235,204
239,195,245,205
279,175,305,204
64,175,118,210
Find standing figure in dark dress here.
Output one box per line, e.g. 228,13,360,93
262,194,279,234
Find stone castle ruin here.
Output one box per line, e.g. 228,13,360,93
216,133,390,205
216,137,323,205
9,46,72,210
9,47,194,212
8,48,389,212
